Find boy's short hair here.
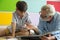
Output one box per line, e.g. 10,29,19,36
16,1,27,12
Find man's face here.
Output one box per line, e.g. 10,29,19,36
16,9,26,17
40,10,53,21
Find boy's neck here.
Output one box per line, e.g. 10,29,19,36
18,15,23,19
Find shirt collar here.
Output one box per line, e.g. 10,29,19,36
15,11,27,19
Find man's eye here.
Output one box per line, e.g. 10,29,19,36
41,15,48,18
42,16,46,18
45,16,47,17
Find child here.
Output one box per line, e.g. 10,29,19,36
0,1,38,38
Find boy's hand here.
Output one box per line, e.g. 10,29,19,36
26,25,36,30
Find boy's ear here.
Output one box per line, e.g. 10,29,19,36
16,7,18,10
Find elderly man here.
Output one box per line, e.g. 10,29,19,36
38,4,60,40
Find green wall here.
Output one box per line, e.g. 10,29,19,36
0,0,46,12
0,0,18,11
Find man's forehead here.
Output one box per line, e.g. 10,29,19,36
41,6,50,10
41,5,54,13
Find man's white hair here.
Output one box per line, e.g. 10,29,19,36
41,4,55,16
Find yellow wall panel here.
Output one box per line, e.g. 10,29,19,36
0,12,12,26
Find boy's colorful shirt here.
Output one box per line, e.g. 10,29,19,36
8,11,31,33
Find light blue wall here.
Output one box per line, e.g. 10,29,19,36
22,0,46,13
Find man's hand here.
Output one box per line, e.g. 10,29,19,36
40,34,56,40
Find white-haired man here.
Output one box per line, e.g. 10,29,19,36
38,4,60,40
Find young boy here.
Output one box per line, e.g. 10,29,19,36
0,1,38,38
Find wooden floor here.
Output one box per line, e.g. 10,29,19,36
0,37,6,40
0,37,18,40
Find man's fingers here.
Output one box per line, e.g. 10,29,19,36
47,36,56,40
41,36,47,39
40,34,55,40
48,34,52,37
44,34,52,37
40,36,48,40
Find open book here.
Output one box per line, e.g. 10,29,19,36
16,30,60,38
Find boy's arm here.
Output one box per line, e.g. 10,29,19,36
26,23,40,35
11,22,16,37
25,15,40,34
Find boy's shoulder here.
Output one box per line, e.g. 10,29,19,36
12,11,17,15
13,11,28,15
12,11,29,18
13,11,16,14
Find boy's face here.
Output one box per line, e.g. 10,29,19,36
16,8,26,17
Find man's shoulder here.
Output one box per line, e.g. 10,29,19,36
55,12,60,21
56,12,60,17
56,12,60,15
